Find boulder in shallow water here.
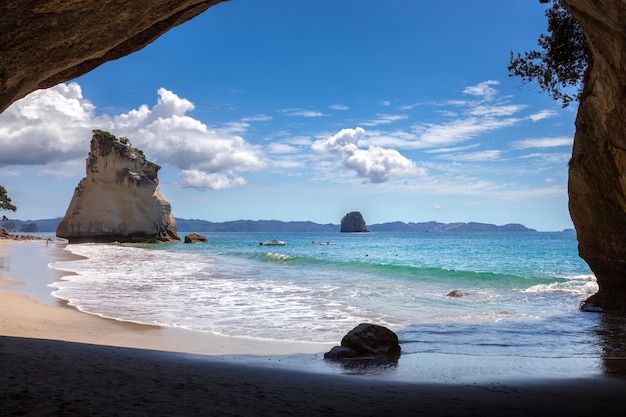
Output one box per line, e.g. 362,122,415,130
324,323,400,362
184,233,208,243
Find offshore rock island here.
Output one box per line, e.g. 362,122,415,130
340,211,369,233
56,131,180,243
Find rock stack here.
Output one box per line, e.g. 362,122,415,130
340,211,369,233
56,130,180,243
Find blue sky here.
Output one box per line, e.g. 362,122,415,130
0,0,578,231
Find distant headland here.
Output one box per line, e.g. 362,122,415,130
2,217,547,234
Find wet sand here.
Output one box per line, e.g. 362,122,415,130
1,239,625,416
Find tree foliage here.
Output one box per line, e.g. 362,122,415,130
508,0,588,107
0,185,17,212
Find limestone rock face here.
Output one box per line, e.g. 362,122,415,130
340,211,369,233
561,0,626,312
56,131,180,243
0,0,227,113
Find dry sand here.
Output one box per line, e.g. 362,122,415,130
1,239,625,416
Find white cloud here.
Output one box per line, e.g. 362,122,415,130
358,129,419,149
242,114,272,122
512,137,573,149
528,109,558,122
436,150,502,162
311,127,422,183
424,144,480,154
0,83,268,190
468,104,527,117
344,146,422,183
267,142,300,154
412,116,521,149
0,83,94,166
462,80,500,101
281,108,329,117
178,169,247,190
394,81,535,151
329,103,349,111
361,113,408,127
102,89,268,186
399,102,420,111
312,127,364,155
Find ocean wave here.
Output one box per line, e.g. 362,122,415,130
47,235,596,344
523,274,598,295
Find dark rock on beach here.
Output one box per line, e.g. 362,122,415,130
340,211,368,233
446,290,467,297
184,233,208,243
324,323,400,363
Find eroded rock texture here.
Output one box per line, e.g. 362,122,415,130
562,0,626,312
56,131,180,243
0,0,227,113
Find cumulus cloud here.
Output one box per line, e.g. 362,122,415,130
312,127,422,183
0,83,268,190
0,83,94,166
312,127,364,155
104,89,267,182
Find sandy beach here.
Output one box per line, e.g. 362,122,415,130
1,239,625,416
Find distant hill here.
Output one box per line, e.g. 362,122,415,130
3,217,537,233
1,217,64,233
174,219,339,233
368,221,536,233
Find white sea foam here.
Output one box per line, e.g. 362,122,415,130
48,233,598,347
51,244,400,342
523,274,598,294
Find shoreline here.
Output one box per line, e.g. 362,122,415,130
2,239,626,415
0,239,332,357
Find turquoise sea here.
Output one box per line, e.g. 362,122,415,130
48,231,626,381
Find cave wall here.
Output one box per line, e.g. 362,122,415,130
0,0,227,114
562,0,626,311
